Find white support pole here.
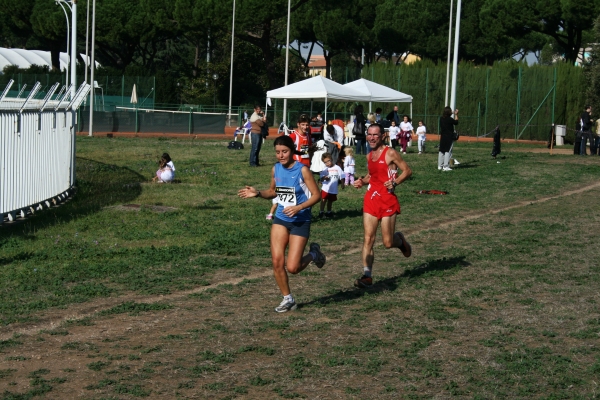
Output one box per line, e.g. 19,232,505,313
57,2,70,88
445,0,454,106
449,0,462,112
85,0,90,84
227,0,236,127
282,0,291,124
88,0,96,136
70,0,77,99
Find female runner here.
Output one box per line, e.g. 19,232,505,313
238,135,326,312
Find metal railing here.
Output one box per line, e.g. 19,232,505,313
0,80,90,223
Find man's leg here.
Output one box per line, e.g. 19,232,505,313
356,213,379,288
249,134,260,165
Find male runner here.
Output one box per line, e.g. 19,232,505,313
288,114,313,167
353,123,412,287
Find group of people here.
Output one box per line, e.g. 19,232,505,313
238,115,413,313
351,105,428,156
575,105,600,156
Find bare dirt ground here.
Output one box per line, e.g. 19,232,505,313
1,182,600,399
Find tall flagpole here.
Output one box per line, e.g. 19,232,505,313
449,0,461,112
282,0,291,125
70,0,77,99
228,0,236,127
88,0,96,136
445,0,453,106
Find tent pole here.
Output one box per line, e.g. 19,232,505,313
369,101,372,113
310,100,313,118
410,103,413,120
324,98,328,122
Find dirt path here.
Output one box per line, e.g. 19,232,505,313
3,180,600,342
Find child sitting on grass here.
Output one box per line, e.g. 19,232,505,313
152,153,175,183
319,152,345,218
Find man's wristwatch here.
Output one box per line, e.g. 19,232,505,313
392,181,398,188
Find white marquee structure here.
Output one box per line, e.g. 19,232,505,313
0,80,91,223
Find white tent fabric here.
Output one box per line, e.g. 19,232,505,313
0,47,98,72
266,75,368,102
343,79,412,103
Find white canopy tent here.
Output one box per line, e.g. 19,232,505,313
265,75,368,122
344,78,413,118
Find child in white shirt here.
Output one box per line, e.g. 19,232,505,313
319,152,345,218
153,153,175,183
416,120,426,154
343,147,356,186
388,120,400,149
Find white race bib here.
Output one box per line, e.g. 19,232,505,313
276,186,297,206
300,144,310,158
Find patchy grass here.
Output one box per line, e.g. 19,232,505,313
1,137,600,398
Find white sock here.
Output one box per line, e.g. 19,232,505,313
284,294,294,302
363,267,372,277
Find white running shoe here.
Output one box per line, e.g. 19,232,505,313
453,159,460,165
275,298,297,313
443,167,453,171
438,166,442,170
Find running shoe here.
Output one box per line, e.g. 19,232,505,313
275,298,297,313
309,242,326,268
266,214,273,220
438,166,442,170
354,275,373,288
395,231,412,257
453,159,460,165
443,167,453,171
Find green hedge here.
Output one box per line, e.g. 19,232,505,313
359,60,585,141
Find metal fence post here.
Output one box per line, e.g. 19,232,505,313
188,107,192,134
121,75,124,106
477,102,481,137
515,67,522,139
485,68,489,134
551,67,557,125
425,68,429,128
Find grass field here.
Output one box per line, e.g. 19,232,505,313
1,136,600,399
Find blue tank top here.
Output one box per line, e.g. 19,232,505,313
274,161,312,222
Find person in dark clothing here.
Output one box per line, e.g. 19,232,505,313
580,105,593,156
386,105,400,125
438,107,458,171
491,127,501,158
353,105,367,155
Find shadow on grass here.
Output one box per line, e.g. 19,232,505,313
0,158,144,239
300,256,470,308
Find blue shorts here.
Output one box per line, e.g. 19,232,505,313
273,217,311,238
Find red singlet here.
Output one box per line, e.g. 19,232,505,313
363,147,401,219
289,130,312,166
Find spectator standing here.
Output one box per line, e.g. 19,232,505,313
386,105,400,125
318,153,345,218
580,105,594,156
288,114,314,167
375,108,382,122
343,147,356,186
353,105,367,155
249,104,266,166
399,115,414,155
416,120,427,154
438,107,458,171
388,120,400,149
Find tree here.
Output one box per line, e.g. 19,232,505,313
480,0,600,65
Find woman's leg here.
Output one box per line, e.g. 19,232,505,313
270,224,292,295
285,234,312,275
